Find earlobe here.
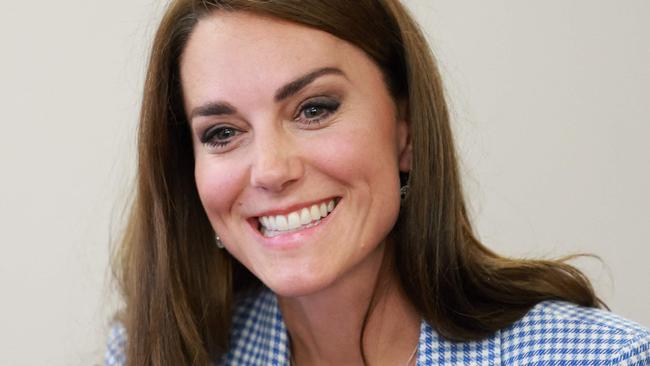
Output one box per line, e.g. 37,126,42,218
396,100,412,172
398,122,412,172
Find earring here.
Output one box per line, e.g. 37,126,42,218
399,172,410,202
215,234,224,249
400,184,409,201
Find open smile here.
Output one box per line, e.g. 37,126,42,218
251,197,340,238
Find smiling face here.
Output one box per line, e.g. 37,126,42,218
180,12,411,297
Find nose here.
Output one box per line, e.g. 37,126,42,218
249,128,304,192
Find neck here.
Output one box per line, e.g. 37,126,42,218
278,243,420,366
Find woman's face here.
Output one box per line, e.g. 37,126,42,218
181,12,411,297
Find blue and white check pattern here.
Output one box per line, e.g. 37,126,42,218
106,288,650,365
105,321,127,366
221,289,290,365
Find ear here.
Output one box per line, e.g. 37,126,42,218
396,99,412,172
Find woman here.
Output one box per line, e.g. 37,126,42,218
106,0,650,365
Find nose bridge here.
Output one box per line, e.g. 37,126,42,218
250,124,303,192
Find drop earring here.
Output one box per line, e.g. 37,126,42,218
400,184,409,201
399,172,410,203
215,234,224,249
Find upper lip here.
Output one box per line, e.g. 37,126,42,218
249,197,339,218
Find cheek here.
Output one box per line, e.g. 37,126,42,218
309,125,402,250
313,119,400,183
194,158,245,224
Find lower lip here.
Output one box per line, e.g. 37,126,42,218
250,202,339,250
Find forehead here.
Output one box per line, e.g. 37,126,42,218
180,11,374,104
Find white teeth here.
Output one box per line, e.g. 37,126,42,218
258,199,338,236
310,205,321,221
276,215,288,231
300,208,311,225
287,212,301,230
319,203,327,217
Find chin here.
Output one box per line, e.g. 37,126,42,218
261,270,339,298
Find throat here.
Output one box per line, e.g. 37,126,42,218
278,268,420,366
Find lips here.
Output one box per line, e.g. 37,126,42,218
253,198,339,238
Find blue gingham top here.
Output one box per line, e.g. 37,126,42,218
105,288,650,365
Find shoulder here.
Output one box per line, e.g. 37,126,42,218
104,322,127,366
502,300,650,365
102,289,288,366
418,301,650,366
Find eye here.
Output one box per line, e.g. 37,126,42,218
295,97,341,125
304,105,326,119
200,125,242,149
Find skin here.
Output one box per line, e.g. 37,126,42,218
181,12,419,365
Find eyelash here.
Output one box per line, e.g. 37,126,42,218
199,96,341,150
294,96,341,125
200,125,240,149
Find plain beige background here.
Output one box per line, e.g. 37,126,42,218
0,1,648,365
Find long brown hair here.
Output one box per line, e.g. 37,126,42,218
114,0,601,364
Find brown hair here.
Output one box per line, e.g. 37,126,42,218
114,0,601,364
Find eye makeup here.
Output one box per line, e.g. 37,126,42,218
200,125,242,148
294,96,341,125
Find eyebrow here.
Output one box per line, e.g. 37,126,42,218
189,66,346,121
274,67,345,102
190,102,237,119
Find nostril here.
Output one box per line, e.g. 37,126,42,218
250,148,304,192
251,171,297,192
